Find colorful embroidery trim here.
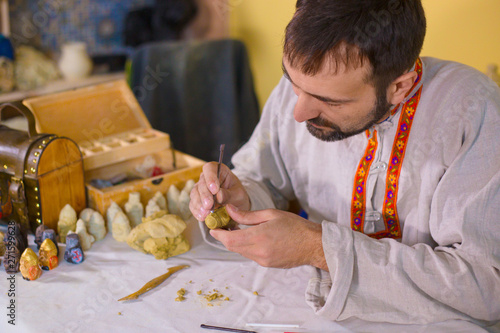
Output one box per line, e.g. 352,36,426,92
351,132,378,233
350,58,423,239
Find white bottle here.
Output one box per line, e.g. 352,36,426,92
58,42,93,80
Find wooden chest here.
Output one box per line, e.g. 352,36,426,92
23,80,204,216
0,102,86,233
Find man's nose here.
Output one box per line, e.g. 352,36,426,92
293,94,320,123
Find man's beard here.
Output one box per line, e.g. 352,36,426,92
306,91,392,142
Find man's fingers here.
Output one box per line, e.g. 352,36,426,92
202,162,223,195
210,228,256,250
226,204,277,226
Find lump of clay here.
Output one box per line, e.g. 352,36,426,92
125,192,143,227
57,204,77,243
143,236,190,260
106,201,123,233
76,219,95,251
80,208,106,241
39,238,59,270
112,211,132,242
64,233,84,264
126,211,189,259
166,185,181,216
42,229,59,256
146,191,167,218
20,248,42,281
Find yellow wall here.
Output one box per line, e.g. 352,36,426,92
229,0,295,107
421,0,500,73
230,1,500,108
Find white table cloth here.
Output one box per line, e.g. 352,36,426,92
1,219,498,333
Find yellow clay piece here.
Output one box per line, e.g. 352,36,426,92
39,238,59,270
205,206,235,230
20,248,42,281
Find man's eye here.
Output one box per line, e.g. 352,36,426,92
327,102,342,107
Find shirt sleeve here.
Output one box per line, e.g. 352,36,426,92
306,73,500,324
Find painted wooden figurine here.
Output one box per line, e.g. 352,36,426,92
35,224,48,249
39,238,59,270
64,233,84,264
20,248,42,281
42,229,59,256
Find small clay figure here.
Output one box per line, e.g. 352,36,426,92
112,211,132,242
205,206,236,230
20,248,42,281
106,201,123,233
57,204,77,243
75,219,95,251
166,185,181,216
153,191,167,210
125,192,144,227
34,224,48,249
80,209,106,241
145,199,161,218
39,238,59,270
64,233,84,264
179,180,195,220
178,190,191,221
42,229,59,256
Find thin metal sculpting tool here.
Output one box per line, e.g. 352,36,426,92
210,144,225,213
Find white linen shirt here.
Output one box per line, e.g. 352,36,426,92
203,57,500,325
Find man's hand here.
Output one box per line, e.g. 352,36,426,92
210,205,328,271
189,162,251,221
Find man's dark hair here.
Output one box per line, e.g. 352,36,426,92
284,0,426,93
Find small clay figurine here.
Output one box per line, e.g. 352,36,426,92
34,224,48,249
125,192,144,227
106,201,123,233
75,219,95,251
80,208,106,241
178,190,191,221
205,206,236,230
39,238,59,270
57,204,77,243
167,185,181,216
42,229,59,256
152,191,167,211
112,211,132,242
64,233,84,264
20,248,42,281
145,199,161,218
146,191,167,218
180,180,195,220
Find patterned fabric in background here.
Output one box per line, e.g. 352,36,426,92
8,0,154,56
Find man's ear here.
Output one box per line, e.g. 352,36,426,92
387,71,418,105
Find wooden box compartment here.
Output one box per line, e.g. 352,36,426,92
86,149,203,216
22,80,204,216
